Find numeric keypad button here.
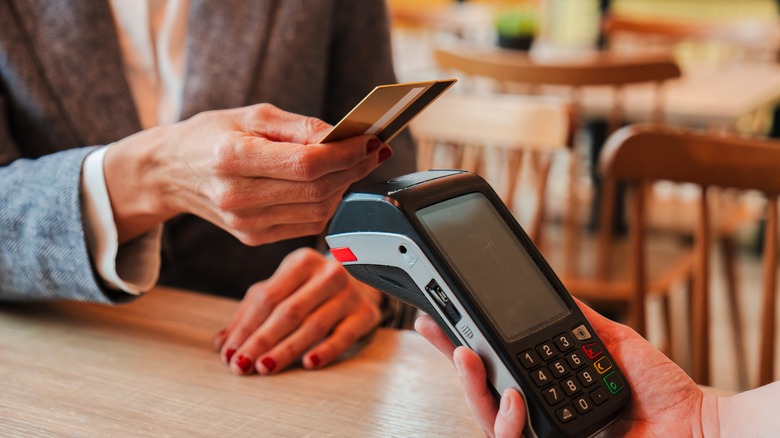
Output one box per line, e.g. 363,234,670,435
542,384,565,405
566,351,586,369
548,360,569,378
536,342,558,360
531,367,553,387
553,333,575,352
562,378,580,396
518,349,541,369
573,395,593,414
577,367,597,387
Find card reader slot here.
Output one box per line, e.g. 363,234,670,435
425,279,462,324
345,265,463,347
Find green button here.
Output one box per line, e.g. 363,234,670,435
603,371,624,395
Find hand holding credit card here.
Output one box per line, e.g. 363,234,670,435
319,79,457,144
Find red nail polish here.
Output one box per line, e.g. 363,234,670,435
215,328,226,337
225,348,236,362
378,147,392,164
236,355,252,373
366,138,381,154
261,357,276,373
310,355,321,368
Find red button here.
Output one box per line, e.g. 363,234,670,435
582,343,603,360
330,247,357,263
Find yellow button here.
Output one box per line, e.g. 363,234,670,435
593,356,613,375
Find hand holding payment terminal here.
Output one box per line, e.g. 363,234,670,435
325,170,629,438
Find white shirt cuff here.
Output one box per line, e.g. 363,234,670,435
81,146,162,295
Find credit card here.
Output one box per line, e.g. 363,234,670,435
319,79,457,144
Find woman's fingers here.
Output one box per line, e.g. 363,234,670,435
494,388,526,438
453,346,501,436
414,315,457,359
238,281,347,374
300,301,380,370
215,249,383,376
417,317,527,438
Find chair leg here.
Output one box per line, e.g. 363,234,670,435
683,274,694,375
530,152,553,249
503,150,524,214
564,150,582,278
719,236,749,390
758,198,778,387
660,292,674,358
692,189,711,386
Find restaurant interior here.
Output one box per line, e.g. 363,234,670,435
389,0,780,393
5,1,780,436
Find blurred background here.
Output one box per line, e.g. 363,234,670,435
385,0,780,393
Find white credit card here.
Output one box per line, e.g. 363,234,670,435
320,79,457,144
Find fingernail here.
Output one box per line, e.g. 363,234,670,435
235,355,252,373
453,357,464,377
261,357,276,373
500,391,513,414
214,328,226,338
378,147,392,164
260,357,276,373
310,355,321,368
366,137,381,154
225,348,236,362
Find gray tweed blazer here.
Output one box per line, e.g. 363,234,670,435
0,0,417,307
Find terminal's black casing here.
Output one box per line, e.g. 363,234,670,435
328,170,630,438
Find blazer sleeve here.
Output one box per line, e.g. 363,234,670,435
0,96,134,304
325,0,417,185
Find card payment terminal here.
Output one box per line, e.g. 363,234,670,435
325,170,630,438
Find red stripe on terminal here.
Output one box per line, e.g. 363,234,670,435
330,247,358,263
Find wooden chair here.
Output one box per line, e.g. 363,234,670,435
434,46,681,133
409,93,571,247
598,124,780,387
433,45,681,277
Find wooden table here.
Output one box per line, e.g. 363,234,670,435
577,61,780,129
0,288,483,437
435,44,780,130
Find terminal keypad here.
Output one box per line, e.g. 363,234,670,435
516,322,626,428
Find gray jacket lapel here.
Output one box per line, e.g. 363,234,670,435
10,0,141,145
181,0,278,119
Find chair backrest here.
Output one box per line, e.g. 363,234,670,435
410,93,571,244
434,45,682,278
433,45,681,136
598,123,780,387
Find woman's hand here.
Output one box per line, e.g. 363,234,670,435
104,103,390,245
416,300,720,438
212,248,383,375
414,316,526,438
